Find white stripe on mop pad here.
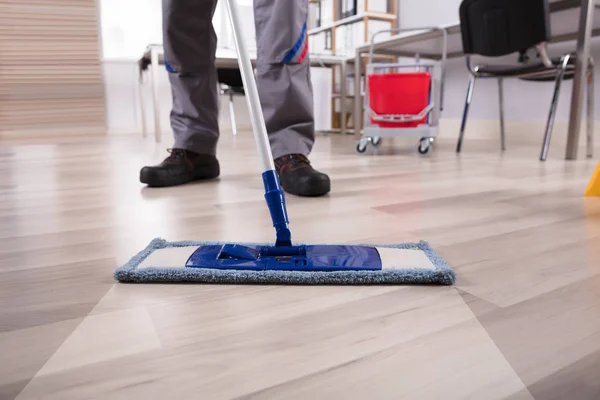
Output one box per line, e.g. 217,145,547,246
376,247,436,271
138,247,197,269
137,246,436,271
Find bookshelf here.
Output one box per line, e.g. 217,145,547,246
308,0,397,131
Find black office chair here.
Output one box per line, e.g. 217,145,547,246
456,0,594,161
138,55,246,137
217,68,245,136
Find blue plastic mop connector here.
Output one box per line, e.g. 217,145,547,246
262,170,292,247
186,243,382,272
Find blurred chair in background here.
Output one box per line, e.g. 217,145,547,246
217,68,245,136
456,0,594,161
139,52,246,138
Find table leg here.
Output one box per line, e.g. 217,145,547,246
587,59,595,158
353,51,362,139
138,69,148,139
565,0,595,160
340,61,347,135
150,47,162,143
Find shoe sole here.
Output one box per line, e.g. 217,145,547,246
140,164,329,195
283,180,331,197
140,168,219,188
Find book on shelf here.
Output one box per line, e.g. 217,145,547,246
319,0,334,27
308,29,333,55
357,0,388,13
341,0,357,18
334,19,393,57
308,1,321,28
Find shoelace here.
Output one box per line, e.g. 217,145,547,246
167,149,186,161
275,154,310,173
289,154,309,164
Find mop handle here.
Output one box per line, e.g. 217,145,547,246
225,0,292,246
225,0,273,172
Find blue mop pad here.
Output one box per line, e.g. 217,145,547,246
114,238,456,285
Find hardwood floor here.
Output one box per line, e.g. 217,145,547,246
0,132,599,399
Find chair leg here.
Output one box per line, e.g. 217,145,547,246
138,70,148,139
498,78,506,150
229,91,238,136
217,83,223,113
457,75,476,153
540,56,571,161
587,59,594,158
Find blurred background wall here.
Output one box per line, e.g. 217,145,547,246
0,0,106,139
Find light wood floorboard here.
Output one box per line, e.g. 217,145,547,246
0,132,599,399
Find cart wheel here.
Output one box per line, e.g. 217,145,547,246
356,140,368,153
418,137,432,155
371,136,382,147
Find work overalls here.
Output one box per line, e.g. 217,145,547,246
162,0,315,159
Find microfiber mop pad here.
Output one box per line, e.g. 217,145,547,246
114,239,455,285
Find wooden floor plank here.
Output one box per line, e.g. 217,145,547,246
0,133,599,399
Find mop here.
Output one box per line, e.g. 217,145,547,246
114,0,456,285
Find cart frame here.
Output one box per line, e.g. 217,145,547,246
357,27,448,154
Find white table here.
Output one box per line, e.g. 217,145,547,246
139,44,354,141
353,0,600,160
139,45,256,143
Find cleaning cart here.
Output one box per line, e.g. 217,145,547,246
357,28,448,155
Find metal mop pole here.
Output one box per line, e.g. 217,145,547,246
225,0,292,247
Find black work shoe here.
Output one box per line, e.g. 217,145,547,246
140,149,219,187
274,154,330,197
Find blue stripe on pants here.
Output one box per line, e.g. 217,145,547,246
281,21,307,64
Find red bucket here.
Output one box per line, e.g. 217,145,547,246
368,72,431,128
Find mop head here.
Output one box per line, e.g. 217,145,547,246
114,238,456,285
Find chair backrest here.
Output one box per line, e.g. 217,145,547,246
459,0,551,57
217,68,243,88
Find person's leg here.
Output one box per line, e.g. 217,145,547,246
140,0,220,187
254,0,330,196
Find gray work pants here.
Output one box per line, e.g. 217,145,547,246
162,0,315,159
